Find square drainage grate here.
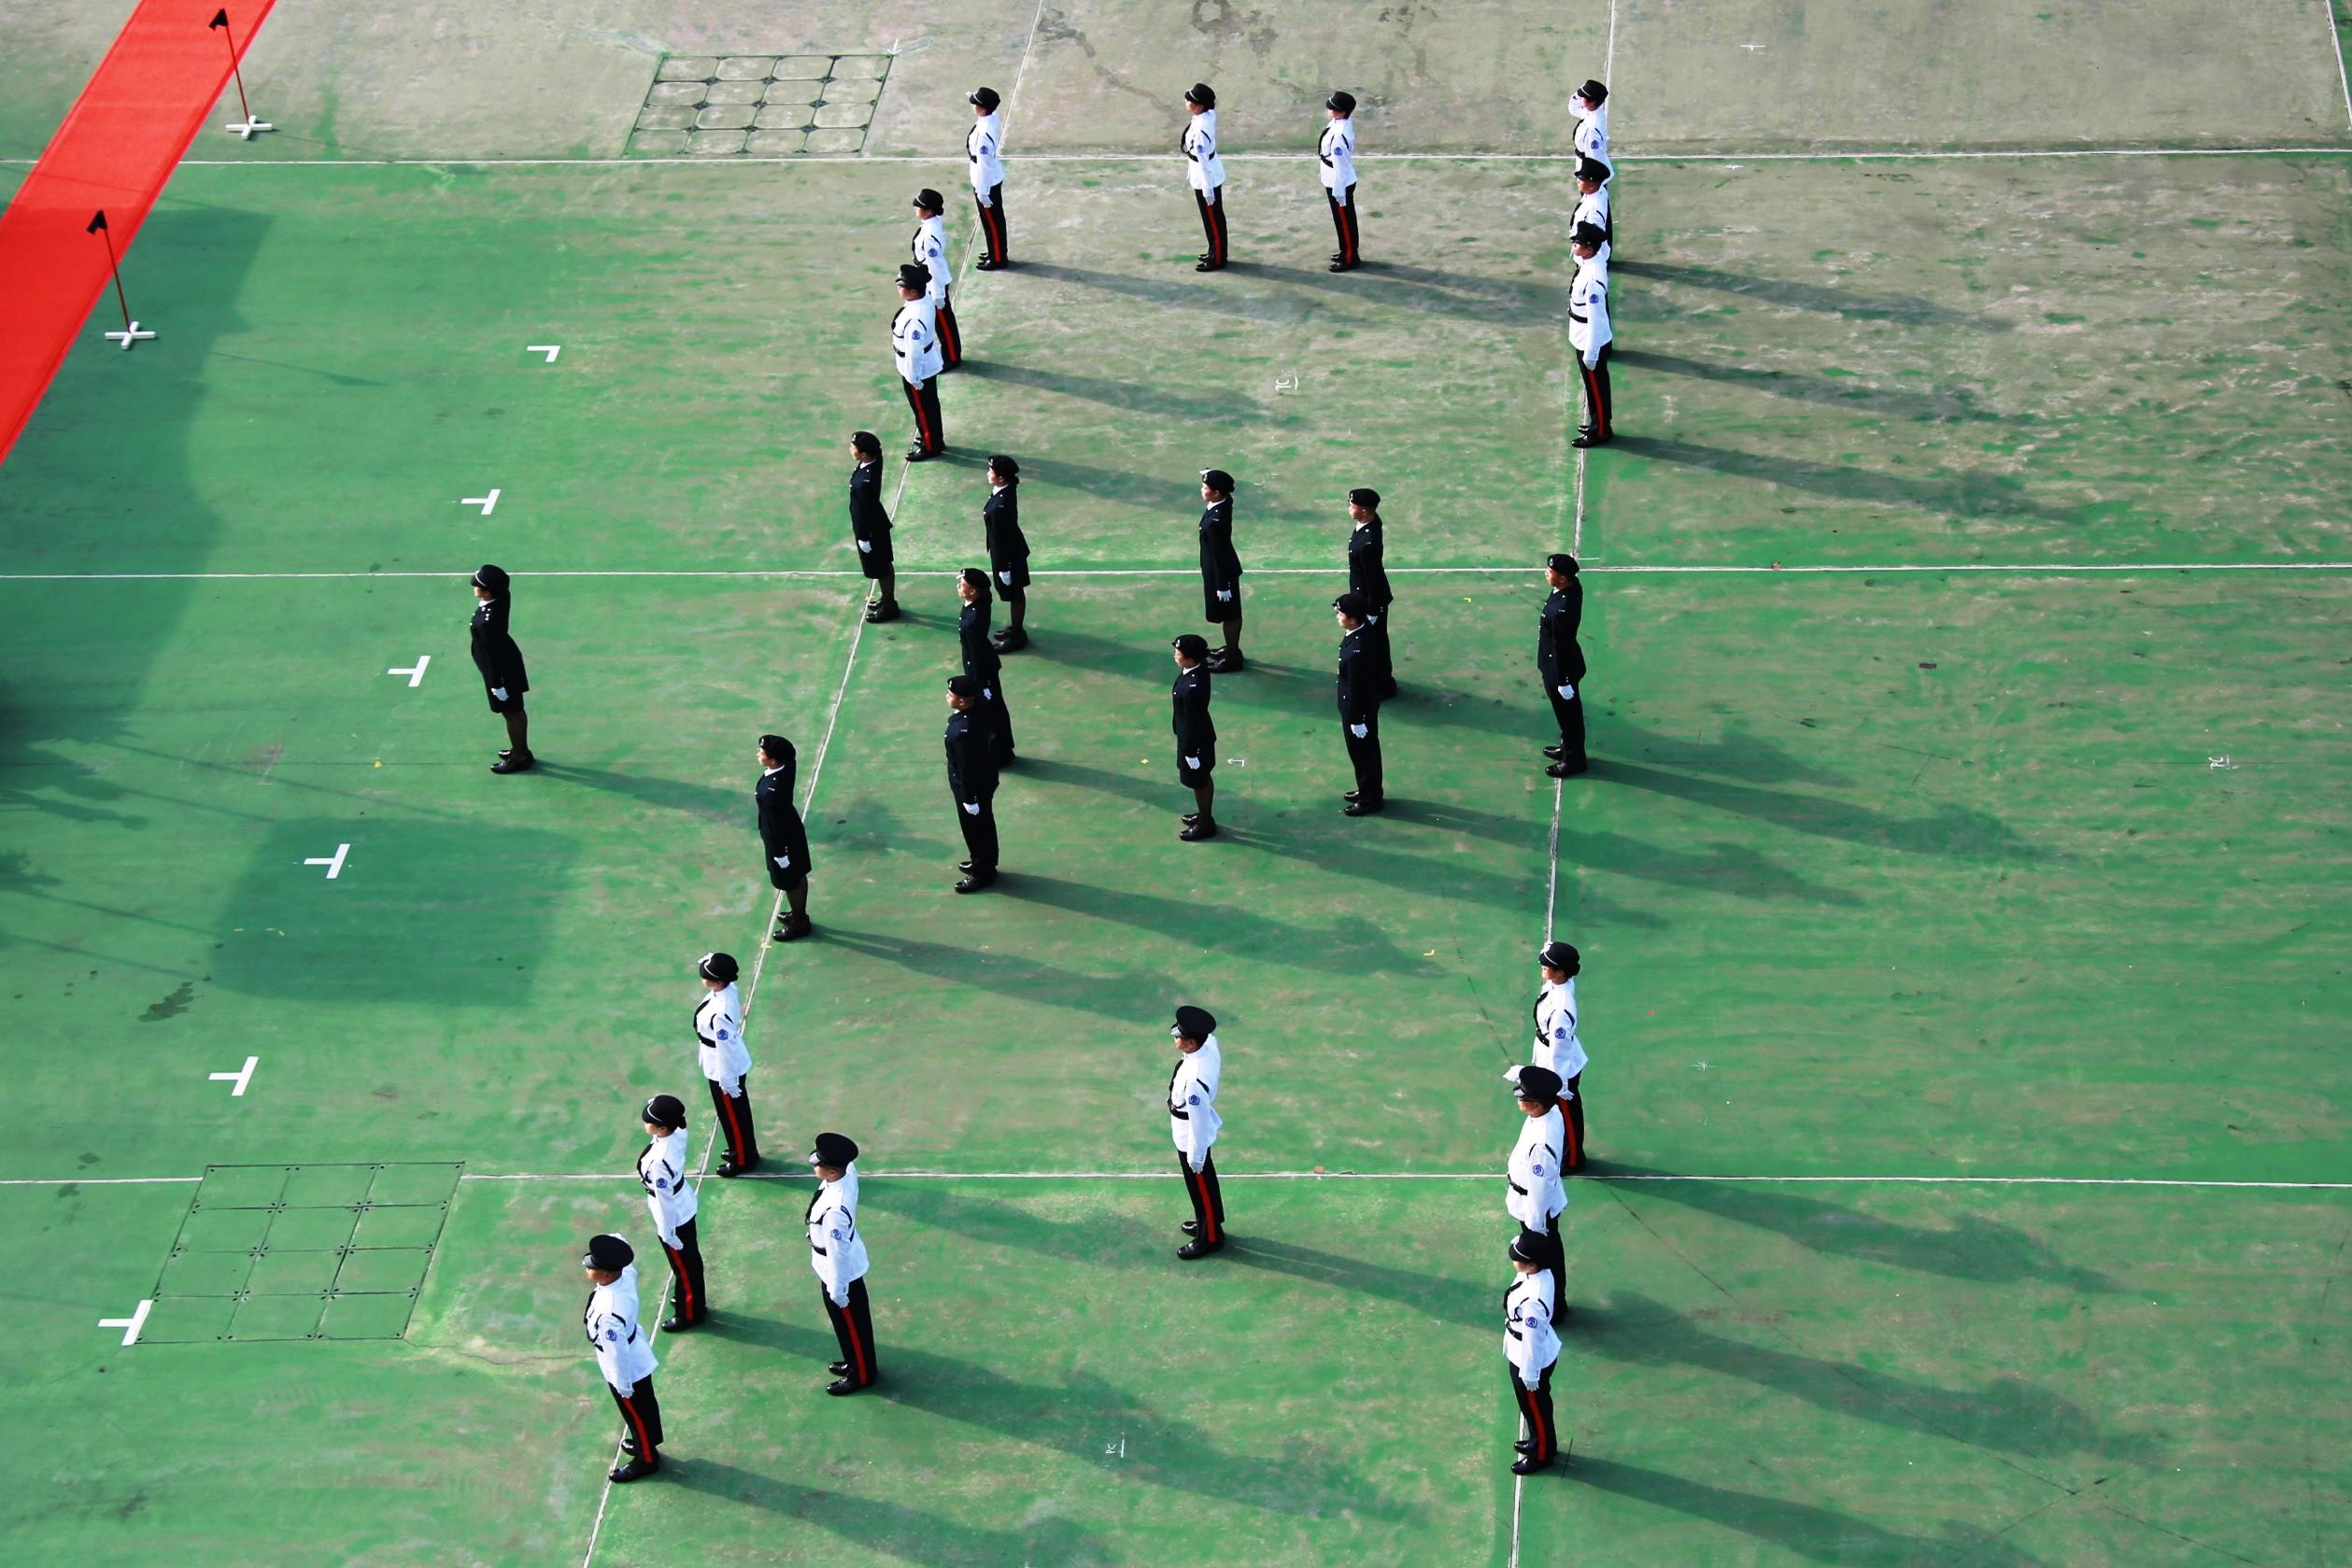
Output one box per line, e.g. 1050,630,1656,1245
631,52,892,158
143,1162,462,1343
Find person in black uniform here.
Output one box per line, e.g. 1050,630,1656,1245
1169,632,1217,841
1345,487,1397,699
1335,591,1391,815
984,455,1031,652
956,569,1017,769
1197,469,1244,671
848,431,897,623
1537,553,1588,777
944,675,999,892
757,734,814,940
469,564,533,774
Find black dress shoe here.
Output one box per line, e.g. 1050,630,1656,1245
957,859,975,872
1180,820,1218,841
1198,252,1213,263
1570,432,1610,449
1181,1220,1199,1236
974,257,1004,270
1329,261,1356,273
1196,261,1224,273
489,753,534,774
1181,812,1199,826
955,872,997,894
775,913,814,941
1547,761,1588,778
1207,653,1244,672
1343,798,1384,816
1331,252,1346,262
826,1377,870,1396
1515,1438,1537,1453
717,1159,755,1178
1510,1454,1555,1476
1542,745,1565,760
497,748,514,759
609,1457,659,1482
829,1360,851,1376
992,629,1028,652
1176,1239,1223,1260
865,602,900,623
661,1315,697,1333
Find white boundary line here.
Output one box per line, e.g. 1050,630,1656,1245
11,1169,2347,1189
2328,0,2352,129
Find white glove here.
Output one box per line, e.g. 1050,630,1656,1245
1584,349,1601,370
977,191,993,209
1349,723,1368,739
1183,756,1200,770
998,570,1012,586
982,687,994,700
1556,683,1576,700
857,540,871,554
773,855,791,869
1522,1373,1542,1392
830,1288,850,1308
490,686,508,700
1215,589,1232,602
963,801,981,816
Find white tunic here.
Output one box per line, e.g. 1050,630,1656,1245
1168,1034,1224,1168
695,983,750,1093
912,213,952,304
1572,185,1612,264
892,296,942,384
1568,261,1612,365
1183,110,1225,193
1507,1107,1567,1231
1505,1270,1561,1388
967,112,1004,195
585,1264,659,1394
806,1165,870,1305
637,1126,698,1248
1318,116,1356,191
1572,101,1610,177
1532,978,1589,1082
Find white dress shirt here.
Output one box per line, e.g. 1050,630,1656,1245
1572,184,1612,264
1572,101,1610,176
1568,261,1612,366
967,112,1004,196
892,296,942,384
913,213,952,304
585,1264,659,1393
1532,978,1589,1081
638,1126,698,1248
1168,1035,1224,1169
1318,116,1356,191
1183,110,1225,193
1505,1270,1561,1389
695,983,750,1093
806,1165,870,1306
1507,1107,1568,1231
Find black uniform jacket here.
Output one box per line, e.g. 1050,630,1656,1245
958,600,1002,684
1348,519,1392,609
1538,582,1587,686
984,487,1029,589
849,459,893,564
945,711,999,804
469,596,530,695
1197,500,1242,595
757,757,810,867
1171,664,1215,756
1336,625,1391,725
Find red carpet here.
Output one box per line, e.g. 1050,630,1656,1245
0,0,276,467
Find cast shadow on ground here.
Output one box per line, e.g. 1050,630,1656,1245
1611,259,2014,332
534,762,742,826
1016,260,1345,328
822,925,1173,1024
671,1460,1111,1566
861,1180,1168,1268
1232,260,1568,322
1224,1235,1495,1335
1611,348,2002,425
1595,718,1849,792
956,359,1265,424
1608,434,2076,529
700,1315,1410,1520
1575,1293,2157,1464
1589,754,2043,864
1004,870,1445,979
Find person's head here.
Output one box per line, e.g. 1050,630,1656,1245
1183,82,1216,116
969,87,1000,118
1571,78,1608,115
1509,1229,1546,1275
1334,590,1369,630
913,188,943,219
896,261,929,300
1571,222,1605,261
1325,90,1355,120
1537,939,1580,985
642,1094,687,1140
1171,632,1209,670
583,1232,633,1285
758,733,794,770
472,563,509,602
1199,468,1234,504
1574,158,1608,194
947,674,978,712
809,1131,859,1182
958,566,990,603
697,951,740,993
851,430,882,463
986,454,1019,488
1545,551,1578,590
1347,486,1380,525
1171,1004,1215,1052
1509,1065,1564,1116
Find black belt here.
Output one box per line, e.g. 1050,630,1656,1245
1507,1326,1523,1340
1169,1107,1189,1120
1509,1180,1528,1195
811,1244,828,1255
1568,311,1588,322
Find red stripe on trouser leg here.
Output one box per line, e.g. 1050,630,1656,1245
1523,1384,1547,1455
1558,1097,1580,1167
1192,1163,1220,1242
664,1241,696,1319
719,1092,747,1163
618,1390,655,1458
844,1292,871,1382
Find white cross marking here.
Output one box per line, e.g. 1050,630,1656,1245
98,1299,153,1346
303,843,350,880
1742,42,1767,51
460,489,501,516
388,655,431,687
208,1055,260,1096
526,345,560,363
103,321,157,350
222,117,276,138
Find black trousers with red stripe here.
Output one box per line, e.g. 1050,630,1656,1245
823,1277,879,1387
660,1217,708,1324
708,1074,759,1168
1559,1072,1587,1170
1510,1361,1556,1464
1180,1150,1226,1244
902,374,943,454
934,291,962,367
973,185,1007,263
1194,189,1229,267
1327,182,1360,265
611,1373,663,1459
1578,343,1613,438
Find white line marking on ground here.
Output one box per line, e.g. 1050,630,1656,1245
0,1176,202,1186
207,1055,259,1096
388,655,431,687
449,1169,2352,1189
1006,0,1051,136
459,488,501,516
97,1298,153,1347
302,842,349,880
1570,449,1588,558
2327,0,2352,129
527,344,561,363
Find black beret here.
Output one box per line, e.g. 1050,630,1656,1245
583,1233,634,1271
1171,1004,1217,1040
1509,1227,1549,1264
959,566,992,592
851,430,882,455
1348,487,1381,511
947,674,981,699
1326,90,1356,114
698,951,740,983
1572,221,1608,248
969,86,1000,110
1199,468,1235,493
914,188,945,210
1575,157,1609,184
1575,78,1608,105
643,1094,687,1130
987,454,1019,479
471,563,510,594
1538,939,1580,973
1184,82,1217,108
897,261,931,290
1510,1064,1566,1103
810,1131,860,1168
1171,633,1211,658
1334,590,1370,618
1546,552,1580,575
759,734,794,761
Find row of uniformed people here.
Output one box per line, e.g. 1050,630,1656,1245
1567,78,1619,448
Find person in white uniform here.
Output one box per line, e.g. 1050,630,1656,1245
1571,158,1611,262
693,952,758,1175
636,1094,705,1331
1568,224,1613,448
1169,1004,1226,1256
911,188,960,368
1504,1229,1563,1474
1532,939,1590,1168
892,262,945,459
1319,90,1360,271
806,1131,878,1394
1182,83,1229,272
1505,1064,1569,1307
967,86,1009,267
1570,78,1610,182
582,1232,663,1481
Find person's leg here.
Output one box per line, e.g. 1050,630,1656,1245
918,377,944,454
1193,781,1214,823
935,293,961,366
1210,191,1229,266
874,566,897,613
1592,344,1612,438
1195,189,1216,257
1203,1148,1225,1225
501,704,531,764
1003,583,1026,634
845,1278,878,1384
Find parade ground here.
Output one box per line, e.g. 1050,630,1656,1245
2,0,2349,1563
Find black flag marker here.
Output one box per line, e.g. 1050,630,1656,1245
208,8,229,27
88,210,132,330
86,210,107,233
209,9,260,129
